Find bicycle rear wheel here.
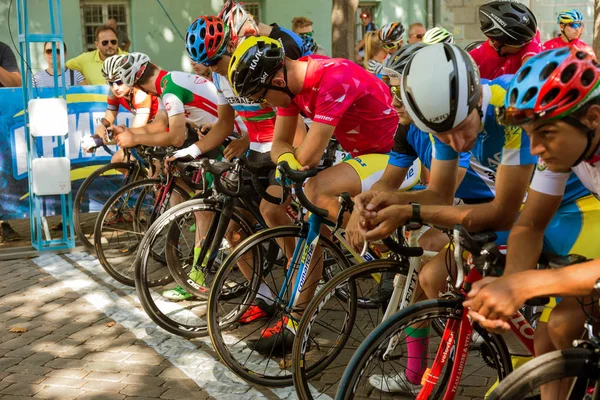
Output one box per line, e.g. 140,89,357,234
335,299,512,400
487,348,599,400
207,226,351,387
94,178,189,286
73,162,141,248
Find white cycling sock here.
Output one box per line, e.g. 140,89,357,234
256,283,274,305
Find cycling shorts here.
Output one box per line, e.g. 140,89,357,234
345,153,421,193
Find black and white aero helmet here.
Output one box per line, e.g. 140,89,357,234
401,43,481,134
382,42,427,79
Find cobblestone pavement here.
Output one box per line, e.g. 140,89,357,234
0,249,494,399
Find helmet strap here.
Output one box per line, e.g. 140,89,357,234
560,29,575,43
266,62,295,100
563,116,598,166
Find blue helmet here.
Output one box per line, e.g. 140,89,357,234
185,16,230,65
557,9,583,24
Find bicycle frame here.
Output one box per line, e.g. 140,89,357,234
418,257,536,399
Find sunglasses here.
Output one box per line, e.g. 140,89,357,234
101,39,118,46
45,49,61,55
110,79,124,86
567,22,582,29
201,55,222,67
390,85,403,105
254,87,270,105
382,41,401,51
299,31,314,38
495,105,558,126
409,34,424,39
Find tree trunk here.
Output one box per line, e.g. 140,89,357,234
331,0,359,59
595,0,600,56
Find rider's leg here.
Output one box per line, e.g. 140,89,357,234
539,297,590,399
260,185,295,259
418,227,450,252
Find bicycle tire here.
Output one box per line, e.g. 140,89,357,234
94,178,190,286
487,348,599,400
135,198,257,338
335,299,512,400
207,225,352,387
73,162,141,248
292,259,409,400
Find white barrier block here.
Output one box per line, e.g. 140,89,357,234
29,98,68,137
32,157,71,195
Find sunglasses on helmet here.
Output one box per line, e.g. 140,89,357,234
495,105,558,126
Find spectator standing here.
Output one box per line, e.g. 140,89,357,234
291,16,328,56
364,31,387,77
407,22,426,44
355,11,378,61
33,42,86,88
66,26,126,85
107,18,131,52
0,41,22,88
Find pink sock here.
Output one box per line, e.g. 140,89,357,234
405,327,430,385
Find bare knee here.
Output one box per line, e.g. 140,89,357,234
418,228,449,252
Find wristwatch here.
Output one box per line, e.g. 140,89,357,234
407,202,423,231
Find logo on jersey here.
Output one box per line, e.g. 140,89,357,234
315,115,334,122
504,125,520,143
537,160,548,171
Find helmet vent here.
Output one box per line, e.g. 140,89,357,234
541,88,560,107
540,62,558,81
509,88,519,105
561,89,580,106
516,66,531,83
581,68,595,86
522,87,538,104
556,48,569,57
560,63,577,83
575,51,587,60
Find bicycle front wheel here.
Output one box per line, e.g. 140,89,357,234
292,259,411,400
94,178,189,286
336,299,512,400
73,161,141,248
487,348,599,400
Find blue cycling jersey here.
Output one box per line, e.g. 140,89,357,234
389,124,496,200
431,74,590,205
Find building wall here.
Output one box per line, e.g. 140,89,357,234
0,0,427,76
438,0,593,48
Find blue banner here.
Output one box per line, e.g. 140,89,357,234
0,85,133,220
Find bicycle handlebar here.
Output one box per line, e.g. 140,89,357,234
277,161,328,217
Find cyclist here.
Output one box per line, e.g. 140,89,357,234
470,1,541,79
347,43,496,253
366,22,405,76
228,36,399,354
466,47,600,398
163,15,306,307
542,9,594,57
379,22,405,54
355,43,597,394
218,0,309,58
82,55,166,161
422,26,454,44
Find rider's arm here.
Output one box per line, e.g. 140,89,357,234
127,112,187,147
504,188,562,275
417,163,534,231
294,122,336,168
126,110,168,135
131,112,150,129
192,103,237,154
271,113,301,163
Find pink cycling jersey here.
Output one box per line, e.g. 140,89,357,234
469,31,542,79
543,37,595,57
277,56,397,157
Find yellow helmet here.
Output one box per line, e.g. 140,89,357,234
228,36,285,97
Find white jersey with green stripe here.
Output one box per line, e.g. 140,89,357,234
154,70,220,127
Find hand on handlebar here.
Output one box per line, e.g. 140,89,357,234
463,275,526,333
224,135,249,161
346,210,368,252
165,144,202,165
275,152,309,184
